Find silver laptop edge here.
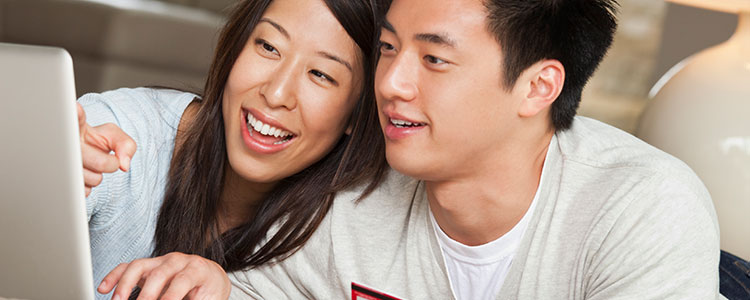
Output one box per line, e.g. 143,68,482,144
0,42,94,300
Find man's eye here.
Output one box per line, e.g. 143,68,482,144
425,55,446,65
379,41,396,53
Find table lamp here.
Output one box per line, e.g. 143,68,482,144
637,0,750,259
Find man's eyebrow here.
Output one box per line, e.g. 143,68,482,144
318,51,353,72
381,19,456,48
259,18,289,39
415,33,457,48
382,19,396,33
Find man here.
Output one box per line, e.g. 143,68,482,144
231,0,722,298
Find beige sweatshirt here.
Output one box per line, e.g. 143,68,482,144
230,117,723,300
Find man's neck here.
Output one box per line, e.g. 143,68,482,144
426,133,553,246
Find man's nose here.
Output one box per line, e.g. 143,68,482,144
377,53,418,102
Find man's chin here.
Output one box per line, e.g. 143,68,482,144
385,150,436,181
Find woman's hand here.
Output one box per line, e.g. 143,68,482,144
98,252,231,300
77,103,136,196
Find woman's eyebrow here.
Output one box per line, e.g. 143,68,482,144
318,51,353,72
259,18,289,39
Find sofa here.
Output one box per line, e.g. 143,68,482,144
0,0,238,96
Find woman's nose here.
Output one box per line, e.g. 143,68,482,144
260,61,299,110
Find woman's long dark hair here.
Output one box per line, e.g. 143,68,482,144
152,0,389,271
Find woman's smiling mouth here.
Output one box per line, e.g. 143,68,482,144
247,113,295,145
241,109,297,154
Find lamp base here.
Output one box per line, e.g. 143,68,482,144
637,13,750,259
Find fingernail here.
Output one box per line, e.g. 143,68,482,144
97,280,104,291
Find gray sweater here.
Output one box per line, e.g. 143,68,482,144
79,88,194,299
230,117,723,299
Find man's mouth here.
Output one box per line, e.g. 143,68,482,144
246,113,295,145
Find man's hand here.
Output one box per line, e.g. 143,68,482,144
78,103,136,196
98,252,232,300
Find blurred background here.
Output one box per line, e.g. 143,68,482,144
0,0,737,134
580,0,737,133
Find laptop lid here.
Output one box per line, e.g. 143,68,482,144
0,42,94,300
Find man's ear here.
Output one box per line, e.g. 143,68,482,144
517,59,564,118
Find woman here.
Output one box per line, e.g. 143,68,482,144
78,0,387,298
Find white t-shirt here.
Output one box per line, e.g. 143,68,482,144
430,146,549,300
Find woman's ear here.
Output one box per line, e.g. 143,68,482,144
518,59,565,118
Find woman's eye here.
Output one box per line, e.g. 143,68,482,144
310,70,338,86
425,55,446,65
255,39,279,55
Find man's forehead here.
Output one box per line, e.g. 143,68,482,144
384,0,488,38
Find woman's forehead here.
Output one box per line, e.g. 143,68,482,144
259,0,363,67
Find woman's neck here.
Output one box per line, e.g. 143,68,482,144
218,165,276,233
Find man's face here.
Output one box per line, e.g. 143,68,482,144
375,0,523,181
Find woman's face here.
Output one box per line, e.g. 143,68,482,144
222,0,364,184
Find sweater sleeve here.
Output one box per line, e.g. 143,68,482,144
584,173,721,300
77,88,193,224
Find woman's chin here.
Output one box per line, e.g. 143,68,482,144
228,160,288,185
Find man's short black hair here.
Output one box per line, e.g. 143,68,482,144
484,0,618,130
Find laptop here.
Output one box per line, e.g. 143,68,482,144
0,42,95,300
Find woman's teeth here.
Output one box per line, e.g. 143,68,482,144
247,114,293,139
390,119,425,128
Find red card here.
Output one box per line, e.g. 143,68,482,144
351,282,403,300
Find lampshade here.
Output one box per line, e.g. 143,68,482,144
637,3,750,258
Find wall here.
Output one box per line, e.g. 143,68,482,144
579,0,668,133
